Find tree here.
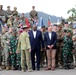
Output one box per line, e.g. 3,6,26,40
67,5,76,22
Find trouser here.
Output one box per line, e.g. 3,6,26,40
16,53,21,67
0,50,2,66
63,52,73,67
40,51,46,66
10,53,17,67
46,49,56,68
21,50,32,70
2,46,9,66
56,42,63,67
31,48,40,70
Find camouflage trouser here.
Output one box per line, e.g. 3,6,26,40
63,51,73,67
40,51,46,66
2,46,9,66
73,53,76,66
56,42,63,66
16,53,21,67
0,49,2,66
21,50,32,69
10,53,17,67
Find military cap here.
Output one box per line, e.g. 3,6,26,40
67,30,71,33
41,26,45,28
67,29,73,35
65,22,68,24
53,24,57,26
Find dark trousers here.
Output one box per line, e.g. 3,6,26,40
31,47,40,70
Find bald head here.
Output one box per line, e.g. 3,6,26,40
33,25,37,31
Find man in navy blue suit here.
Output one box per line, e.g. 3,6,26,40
28,25,44,70
44,25,57,71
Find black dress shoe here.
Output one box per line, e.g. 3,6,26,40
68,65,72,69
32,68,35,70
64,67,69,70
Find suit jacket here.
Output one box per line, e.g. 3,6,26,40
17,31,31,50
28,30,44,50
44,31,57,49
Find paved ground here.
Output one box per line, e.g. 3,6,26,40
0,69,76,75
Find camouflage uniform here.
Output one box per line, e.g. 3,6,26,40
12,10,18,17
56,29,63,67
73,41,76,66
40,31,46,67
30,10,38,26
9,35,18,69
62,35,73,69
6,10,12,17
16,36,21,70
16,52,21,70
0,34,2,68
1,32,12,67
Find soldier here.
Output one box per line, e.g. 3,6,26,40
20,13,25,22
17,26,32,72
62,30,73,69
7,15,13,27
56,25,63,68
16,29,23,70
40,26,46,67
72,35,76,67
63,22,72,31
52,24,58,32
0,5,5,16
1,28,12,70
0,5,7,20
6,6,12,16
30,6,38,25
13,16,20,28
9,29,18,70
12,7,18,17
0,34,2,71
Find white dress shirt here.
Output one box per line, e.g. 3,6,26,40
48,32,52,40
33,31,36,38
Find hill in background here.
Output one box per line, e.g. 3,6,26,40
24,11,62,26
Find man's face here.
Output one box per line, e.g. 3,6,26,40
32,6,35,10
53,26,57,30
33,26,37,31
7,7,10,10
48,26,52,31
65,24,69,27
57,27,62,31
42,28,45,32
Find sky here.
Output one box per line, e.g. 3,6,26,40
0,0,76,19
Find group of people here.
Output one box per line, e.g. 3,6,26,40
0,5,76,72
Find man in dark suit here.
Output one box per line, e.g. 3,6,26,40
28,25,44,70
44,25,57,71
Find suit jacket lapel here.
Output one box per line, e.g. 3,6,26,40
31,31,34,39
36,30,38,38
51,32,53,40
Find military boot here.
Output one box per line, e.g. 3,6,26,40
6,66,10,70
